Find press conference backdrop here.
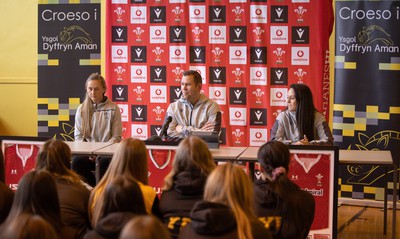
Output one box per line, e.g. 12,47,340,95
106,0,334,146
38,1,101,140
334,0,400,201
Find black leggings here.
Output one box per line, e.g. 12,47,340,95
71,155,111,187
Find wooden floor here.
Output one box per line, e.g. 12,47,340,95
337,205,400,239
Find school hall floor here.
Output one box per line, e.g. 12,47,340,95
337,204,400,239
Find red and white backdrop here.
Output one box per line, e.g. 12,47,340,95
105,0,333,147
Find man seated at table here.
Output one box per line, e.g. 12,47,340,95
165,70,221,140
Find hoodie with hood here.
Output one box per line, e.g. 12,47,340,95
83,212,136,239
178,201,271,239
253,179,315,239
159,169,207,238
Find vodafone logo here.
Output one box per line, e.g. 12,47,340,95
120,107,124,114
155,29,161,36
214,29,221,36
235,50,241,57
175,49,181,56
136,10,142,16
297,50,304,57
235,111,242,118
276,91,283,98
136,128,143,134
194,9,201,15
255,8,262,15
214,90,221,97
136,69,142,75
155,89,162,95
117,49,123,55
255,132,262,139
276,29,283,36
255,71,262,77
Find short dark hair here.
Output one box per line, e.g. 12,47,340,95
183,70,202,86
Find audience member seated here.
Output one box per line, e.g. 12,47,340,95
84,176,147,239
89,138,158,227
254,141,315,239
178,163,272,239
35,139,91,238
0,148,14,224
0,170,78,239
120,215,171,239
159,136,216,238
0,213,58,239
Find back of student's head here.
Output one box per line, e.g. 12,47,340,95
257,140,290,177
5,170,62,231
120,215,171,239
106,138,148,184
257,141,306,238
99,176,147,220
0,213,58,239
164,136,215,190
204,163,255,239
35,139,81,184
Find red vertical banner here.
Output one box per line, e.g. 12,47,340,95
106,0,333,147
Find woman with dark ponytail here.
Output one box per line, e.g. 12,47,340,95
254,141,315,239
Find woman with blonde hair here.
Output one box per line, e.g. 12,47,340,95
72,72,122,186
178,163,271,239
35,139,91,238
160,136,215,238
89,138,158,227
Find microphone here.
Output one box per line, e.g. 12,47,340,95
161,116,173,138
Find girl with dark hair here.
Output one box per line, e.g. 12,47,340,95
35,139,91,238
120,215,171,239
179,163,271,239
84,176,147,239
0,170,77,238
254,141,315,239
160,136,216,238
270,83,333,145
89,138,158,227
72,72,122,186
0,213,58,239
